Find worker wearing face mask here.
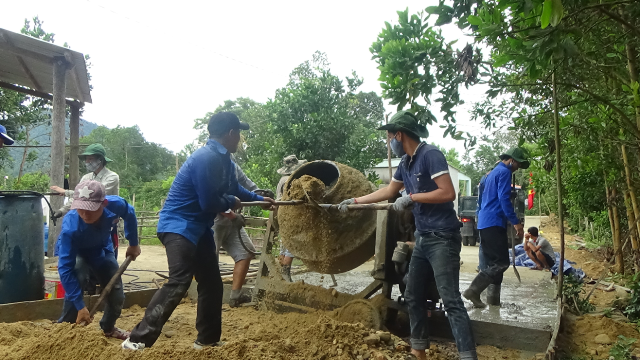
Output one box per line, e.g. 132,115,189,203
338,111,476,360
51,144,121,254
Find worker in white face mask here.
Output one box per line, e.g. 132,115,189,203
50,143,121,255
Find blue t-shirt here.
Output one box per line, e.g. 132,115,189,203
56,195,138,310
477,162,520,229
393,143,461,233
157,139,263,244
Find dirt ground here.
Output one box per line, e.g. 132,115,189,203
0,300,500,360
540,217,640,358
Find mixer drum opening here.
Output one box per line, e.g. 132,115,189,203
278,161,377,274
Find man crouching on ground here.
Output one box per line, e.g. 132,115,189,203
56,180,140,339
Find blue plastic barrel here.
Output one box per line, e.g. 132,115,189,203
0,194,45,304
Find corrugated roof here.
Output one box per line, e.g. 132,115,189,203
0,28,91,103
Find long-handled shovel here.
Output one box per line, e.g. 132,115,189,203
80,256,133,325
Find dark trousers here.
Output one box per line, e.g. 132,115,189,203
129,231,222,347
478,226,510,284
405,231,476,353
58,252,124,332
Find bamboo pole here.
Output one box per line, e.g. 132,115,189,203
552,71,566,297
621,145,640,246
625,190,639,250
612,186,624,274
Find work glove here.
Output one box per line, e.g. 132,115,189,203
254,189,275,199
392,195,414,212
52,210,63,219
338,198,356,213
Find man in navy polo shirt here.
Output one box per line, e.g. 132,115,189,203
124,112,276,350
463,148,529,308
338,111,476,360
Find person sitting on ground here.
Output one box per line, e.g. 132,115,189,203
56,180,140,339
523,227,555,270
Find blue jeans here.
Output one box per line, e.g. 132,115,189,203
58,253,124,332
405,230,476,354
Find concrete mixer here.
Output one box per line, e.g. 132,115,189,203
249,161,558,354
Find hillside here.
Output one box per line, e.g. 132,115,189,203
5,118,99,177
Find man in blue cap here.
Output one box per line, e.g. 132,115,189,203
123,112,276,351
463,147,529,308
338,111,477,360
0,124,15,148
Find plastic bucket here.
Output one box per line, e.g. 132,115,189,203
44,267,65,299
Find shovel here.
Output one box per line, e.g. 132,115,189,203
80,256,133,326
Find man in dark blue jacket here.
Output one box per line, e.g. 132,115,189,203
124,112,275,350
463,148,529,308
56,180,140,340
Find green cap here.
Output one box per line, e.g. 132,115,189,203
500,147,530,169
79,143,112,162
378,111,429,139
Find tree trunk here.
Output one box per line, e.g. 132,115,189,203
622,145,640,246
625,190,638,248
17,127,31,182
605,181,615,240
612,186,624,274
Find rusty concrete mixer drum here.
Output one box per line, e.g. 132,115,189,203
278,161,377,274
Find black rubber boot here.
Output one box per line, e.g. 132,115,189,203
486,284,501,306
281,265,292,282
463,272,492,308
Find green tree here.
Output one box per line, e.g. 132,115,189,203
80,125,176,196
370,9,482,147
193,52,387,190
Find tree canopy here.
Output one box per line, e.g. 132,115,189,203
194,52,387,190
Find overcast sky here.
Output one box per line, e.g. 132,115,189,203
1,0,491,156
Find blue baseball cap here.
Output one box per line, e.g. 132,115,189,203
0,125,14,145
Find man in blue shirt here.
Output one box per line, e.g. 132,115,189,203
338,111,476,360
0,124,14,148
476,163,498,272
56,180,140,340
124,112,276,351
463,148,529,308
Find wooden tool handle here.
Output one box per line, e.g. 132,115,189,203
240,200,392,210
241,200,304,206
88,256,133,317
319,203,393,210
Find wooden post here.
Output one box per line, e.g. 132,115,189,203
48,57,69,256
69,104,81,189
552,71,566,298
175,154,179,174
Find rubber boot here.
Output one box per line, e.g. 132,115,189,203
463,272,492,308
281,265,292,282
486,283,501,306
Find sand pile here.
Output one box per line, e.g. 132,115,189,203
279,163,377,273
0,303,420,360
